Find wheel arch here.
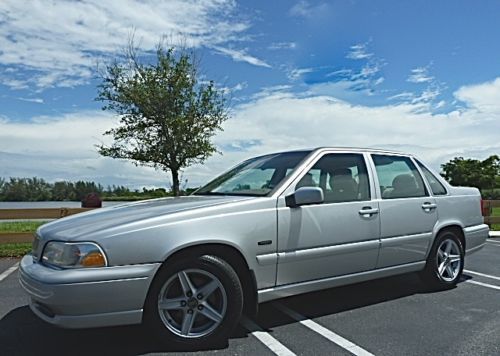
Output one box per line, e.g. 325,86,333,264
433,223,466,252
146,242,258,318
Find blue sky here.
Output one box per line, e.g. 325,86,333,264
0,0,499,188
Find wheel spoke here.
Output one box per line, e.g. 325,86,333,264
449,254,461,264
181,311,197,336
444,241,452,255
445,264,454,278
200,302,223,322
198,280,219,300
437,249,444,260
159,297,185,311
178,271,195,296
438,261,447,275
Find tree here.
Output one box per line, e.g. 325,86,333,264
441,155,500,190
96,40,229,196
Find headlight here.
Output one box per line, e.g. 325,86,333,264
42,241,108,268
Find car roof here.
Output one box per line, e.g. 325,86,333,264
268,147,414,156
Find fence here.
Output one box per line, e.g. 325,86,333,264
0,208,96,243
483,200,500,226
0,201,499,245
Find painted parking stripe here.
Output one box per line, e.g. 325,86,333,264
241,317,296,356
0,262,19,283
486,239,500,244
465,280,500,291
464,269,500,282
274,303,374,356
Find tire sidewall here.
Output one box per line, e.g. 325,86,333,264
144,255,243,347
427,231,464,287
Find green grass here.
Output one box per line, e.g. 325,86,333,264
0,221,47,257
0,243,32,258
0,221,48,233
492,207,500,231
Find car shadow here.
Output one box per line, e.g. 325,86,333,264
0,273,462,355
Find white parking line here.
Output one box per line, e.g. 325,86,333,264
241,317,296,356
274,303,374,356
0,262,19,283
465,280,500,291
464,269,500,281
487,239,500,245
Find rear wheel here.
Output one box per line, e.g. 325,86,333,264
144,255,243,347
420,230,464,289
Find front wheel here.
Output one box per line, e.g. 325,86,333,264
144,254,243,347
420,230,464,289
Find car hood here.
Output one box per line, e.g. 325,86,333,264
38,195,254,241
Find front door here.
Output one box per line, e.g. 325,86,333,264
276,152,381,286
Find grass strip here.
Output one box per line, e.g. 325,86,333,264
0,243,31,258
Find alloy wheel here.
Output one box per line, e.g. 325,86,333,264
157,268,227,338
436,239,462,282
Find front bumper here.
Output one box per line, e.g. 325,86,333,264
19,255,160,329
464,224,489,255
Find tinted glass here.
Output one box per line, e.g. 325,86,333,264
195,151,310,196
416,161,447,195
296,153,370,203
372,155,428,199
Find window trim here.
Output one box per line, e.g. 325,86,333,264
414,159,448,196
370,153,430,200
284,151,373,205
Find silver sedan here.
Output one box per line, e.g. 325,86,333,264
19,147,488,347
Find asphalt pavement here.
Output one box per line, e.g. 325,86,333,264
1,239,499,356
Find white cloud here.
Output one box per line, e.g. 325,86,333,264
0,0,249,89
289,1,330,18
454,77,500,113
287,67,314,81
2,78,500,188
17,97,44,104
408,66,434,83
268,42,297,50
211,46,271,68
346,43,373,60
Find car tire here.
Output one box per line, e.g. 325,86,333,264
144,254,243,348
420,230,464,289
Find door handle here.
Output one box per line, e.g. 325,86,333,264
359,207,379,217
421,202,437,211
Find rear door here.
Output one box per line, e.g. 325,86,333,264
370,154,438,268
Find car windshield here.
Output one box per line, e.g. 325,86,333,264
194,151,310,197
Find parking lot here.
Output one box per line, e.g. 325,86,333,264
1,239,499,356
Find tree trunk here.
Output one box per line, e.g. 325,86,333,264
171,169,180,196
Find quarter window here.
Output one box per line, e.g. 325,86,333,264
295,153,370,203
372,155,428,199
416,161,447,195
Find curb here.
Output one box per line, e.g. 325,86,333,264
489,231,500,238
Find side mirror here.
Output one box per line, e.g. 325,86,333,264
285,187,324,208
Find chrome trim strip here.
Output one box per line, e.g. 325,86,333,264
255,253,278,266
464,224,489,234
277,240,379,264
257,261,426,303
380,232,432,247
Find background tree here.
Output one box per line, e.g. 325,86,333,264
96,40,229,196
441,155,500,190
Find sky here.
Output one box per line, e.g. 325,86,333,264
0,0,499,189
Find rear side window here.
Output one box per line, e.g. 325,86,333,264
416,161,447,195
372,155,428,199
295,153,370,203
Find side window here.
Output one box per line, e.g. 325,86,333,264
372,155,428,199
295,153,370,203
416,161,447,195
